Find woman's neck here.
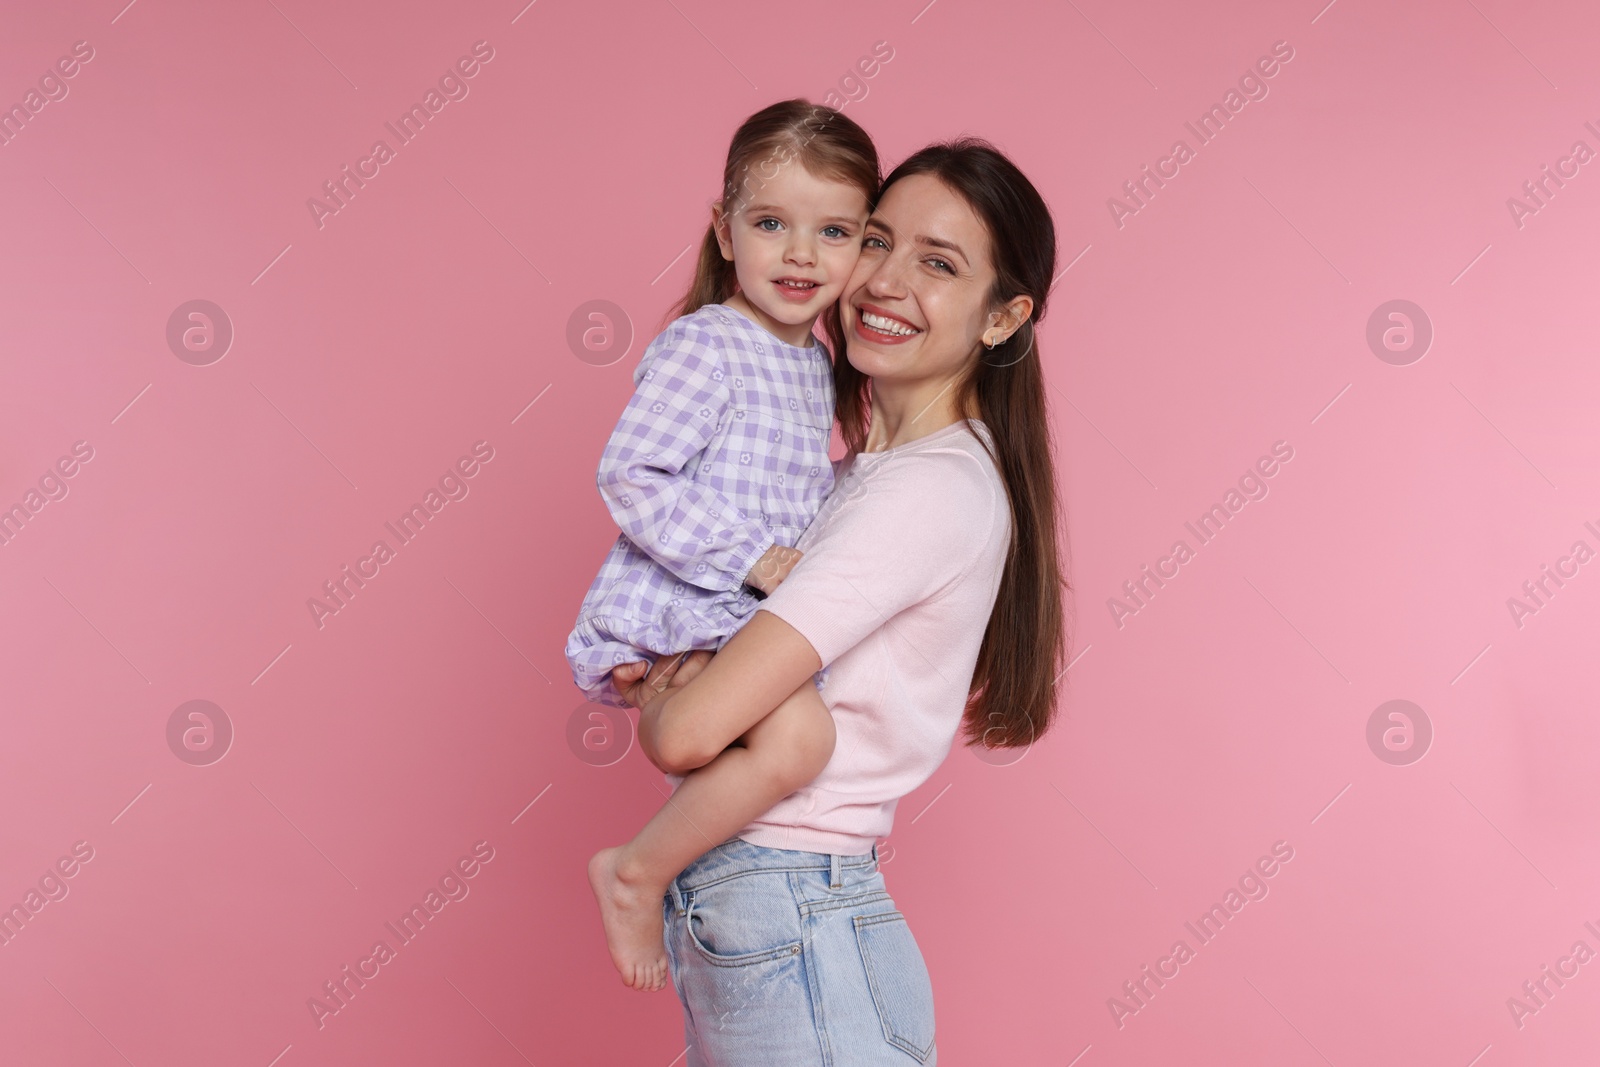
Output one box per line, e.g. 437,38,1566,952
863,377,976,453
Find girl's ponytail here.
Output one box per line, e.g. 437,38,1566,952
669,219,739,324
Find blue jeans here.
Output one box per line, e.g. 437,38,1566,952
663,837,938,1066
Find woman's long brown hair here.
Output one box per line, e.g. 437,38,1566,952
825,138,1071,750
668,99,880,333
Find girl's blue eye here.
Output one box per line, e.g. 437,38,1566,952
757,218,781,231
822,225,847,239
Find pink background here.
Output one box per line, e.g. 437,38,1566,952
3,0,1598,1063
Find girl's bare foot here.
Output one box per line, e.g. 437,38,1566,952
587,846,669,991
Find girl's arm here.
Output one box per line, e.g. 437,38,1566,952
639,610,822,774
598,319,776,594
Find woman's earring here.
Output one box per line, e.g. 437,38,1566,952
983,332,998,350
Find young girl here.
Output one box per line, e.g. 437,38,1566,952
567,99,880,991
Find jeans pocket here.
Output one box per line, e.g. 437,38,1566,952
853,911,937,1062
684,882,804,967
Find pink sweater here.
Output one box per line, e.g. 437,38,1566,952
735,418,1011,855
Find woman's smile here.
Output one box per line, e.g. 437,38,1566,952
853,303,923,343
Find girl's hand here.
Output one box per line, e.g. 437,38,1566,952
744,544,804,596
614,650,714,711
611,659,654,710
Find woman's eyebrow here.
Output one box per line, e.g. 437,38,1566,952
868,216,968,261
919,235,967,260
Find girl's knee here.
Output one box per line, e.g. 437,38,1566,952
766,688,835,788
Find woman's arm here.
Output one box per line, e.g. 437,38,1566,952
629,445,997,775
637,611,822,774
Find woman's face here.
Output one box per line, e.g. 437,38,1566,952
838,173,999,387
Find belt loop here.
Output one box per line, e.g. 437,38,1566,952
668,877,686,915
829,852,842,889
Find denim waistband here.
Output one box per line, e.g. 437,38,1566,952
673,836,879,894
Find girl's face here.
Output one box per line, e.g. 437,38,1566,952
839,173,1003,390
713,160,870,347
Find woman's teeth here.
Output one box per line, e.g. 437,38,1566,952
861,311,920,336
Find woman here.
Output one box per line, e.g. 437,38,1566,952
616,137,1068,1066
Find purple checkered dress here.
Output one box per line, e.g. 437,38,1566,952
566,303,837,707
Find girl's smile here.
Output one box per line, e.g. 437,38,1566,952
773,275,824,303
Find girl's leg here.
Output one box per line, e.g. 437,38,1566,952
588,676,834,991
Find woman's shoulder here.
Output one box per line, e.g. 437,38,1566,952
817,423,1005,578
